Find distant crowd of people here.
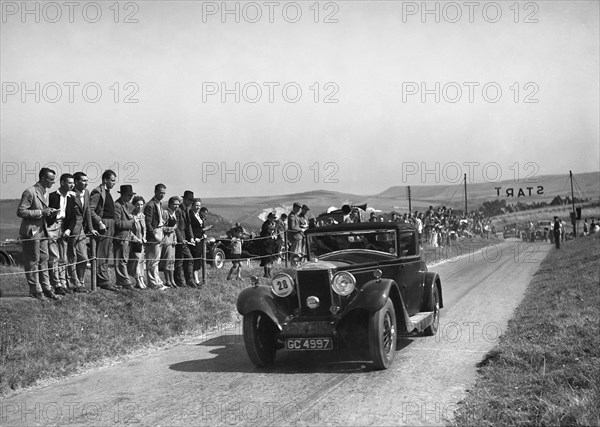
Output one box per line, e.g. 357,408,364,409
371,206,493,248
17,168,214,301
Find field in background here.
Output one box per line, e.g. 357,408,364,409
2,172,598,238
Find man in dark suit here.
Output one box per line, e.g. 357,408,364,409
174,190,196,288
144,183,167,289
114,185,137,290
64,172,98,292
47,173,75,295
89,169,118,291
17,167,61,301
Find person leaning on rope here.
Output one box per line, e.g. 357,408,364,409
16,167,61,301
89,169,119,292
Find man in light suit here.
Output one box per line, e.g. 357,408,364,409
144,183,167,289
114,185,136,290
65,172,98,292
17,167,61,301
89,169,118,291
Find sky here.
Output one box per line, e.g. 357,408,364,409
1,0,599,200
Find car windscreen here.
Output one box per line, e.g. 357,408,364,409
307,230,397,258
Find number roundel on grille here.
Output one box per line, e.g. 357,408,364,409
271,273,295,297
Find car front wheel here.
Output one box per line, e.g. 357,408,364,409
368,299,397,370
211,248,225,269
242,312,278,367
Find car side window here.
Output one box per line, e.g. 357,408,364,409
398,231,416,257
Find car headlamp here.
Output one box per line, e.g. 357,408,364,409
331,271,356,296
271,273,295,297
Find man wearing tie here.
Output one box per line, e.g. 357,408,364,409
47,173,75,295
145,183,167,290
90,169,118,291
17,167,61,301
65,172,98,292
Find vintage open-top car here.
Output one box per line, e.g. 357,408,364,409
236,222,443,370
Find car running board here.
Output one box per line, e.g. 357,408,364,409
408,311,434,332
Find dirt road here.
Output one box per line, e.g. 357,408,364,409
1,240,551,426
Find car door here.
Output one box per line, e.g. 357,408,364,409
397,230,423,315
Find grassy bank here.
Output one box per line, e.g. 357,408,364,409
0,266,247,397
452,233,600,426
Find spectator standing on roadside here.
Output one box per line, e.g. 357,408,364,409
553,216,562,249
414,212,423,246
113,185,137,290
287,202,303,264
275,213,288,263
17,167,61,301
260,212,278,278
190,202,213,285
227,227,244,281
161,196,180,288
128,196,147,289
582,219,588,236
145,183,168,290
66,172,98,292
174,190,196,288
298,205,310,257
47,173,76,295
90,169,119,291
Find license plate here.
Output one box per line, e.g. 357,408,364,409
285,338,333,351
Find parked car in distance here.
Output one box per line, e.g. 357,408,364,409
236,222,443,370
502,223,519,239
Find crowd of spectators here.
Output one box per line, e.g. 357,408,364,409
16,168,214,301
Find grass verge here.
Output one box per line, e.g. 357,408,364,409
452,232,600,426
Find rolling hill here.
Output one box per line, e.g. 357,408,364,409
1,172,598,240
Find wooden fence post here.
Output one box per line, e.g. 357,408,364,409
201,239,207,285
90,237,97,291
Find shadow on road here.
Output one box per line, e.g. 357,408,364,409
169,335,417,374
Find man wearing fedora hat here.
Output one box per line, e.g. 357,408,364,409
114,185,137,290
174,190,196,287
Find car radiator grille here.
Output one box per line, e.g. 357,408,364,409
296,270,333,317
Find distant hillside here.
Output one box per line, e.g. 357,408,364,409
2,172,598,240
377,172,600,207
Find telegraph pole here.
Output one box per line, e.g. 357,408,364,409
406,186,412,214
464,174,468,214
570,170,577,237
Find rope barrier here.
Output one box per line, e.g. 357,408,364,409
0,258,97,276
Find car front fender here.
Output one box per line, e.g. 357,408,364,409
350,278,396,312
236,286,292,330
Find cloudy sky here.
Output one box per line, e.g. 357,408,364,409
1,0,598,199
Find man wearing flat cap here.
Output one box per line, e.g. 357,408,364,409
114,185,137,290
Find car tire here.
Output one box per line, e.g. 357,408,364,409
368,299,397,370
423,285,440,336
242,311,278,367
211,248,225,269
